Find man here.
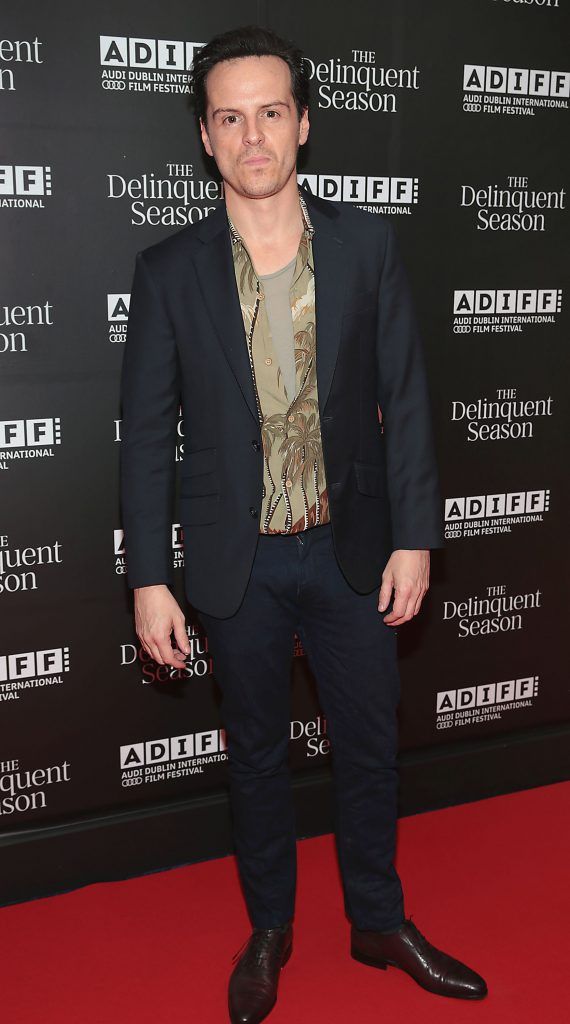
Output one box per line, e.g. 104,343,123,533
120,24,488,1024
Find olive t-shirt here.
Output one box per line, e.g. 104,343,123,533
258,255,297,401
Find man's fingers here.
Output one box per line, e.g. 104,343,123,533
134,592,190,668
378,577,394,612
379,551,431,625
149,642,166,665
383,583,416,624
144,634,169,666
173,617,191,657
382,585,409,622
385,585,427,624
141,629,184,668
154,634,185,667
158,638,183,667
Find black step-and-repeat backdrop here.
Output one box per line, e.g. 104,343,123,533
1,1,569,893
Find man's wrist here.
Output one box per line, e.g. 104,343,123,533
134,583,170,592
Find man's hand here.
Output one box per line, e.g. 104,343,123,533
134,584,191,667
378,549,430,625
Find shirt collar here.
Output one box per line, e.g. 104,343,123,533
227,184,315,248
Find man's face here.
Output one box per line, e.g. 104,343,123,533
199,54,309,200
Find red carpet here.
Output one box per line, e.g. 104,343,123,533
1,781,568,1023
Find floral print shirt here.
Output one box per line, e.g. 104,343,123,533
227,186,330,533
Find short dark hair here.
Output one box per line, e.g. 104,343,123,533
189,24,310,126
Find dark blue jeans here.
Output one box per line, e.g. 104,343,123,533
198,522,405,932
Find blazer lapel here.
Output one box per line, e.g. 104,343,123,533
304,191,347,416
191,206,259,424
190,187,347,423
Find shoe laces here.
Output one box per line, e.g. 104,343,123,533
231,926,287,966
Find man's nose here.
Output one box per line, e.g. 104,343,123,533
242,118,264,146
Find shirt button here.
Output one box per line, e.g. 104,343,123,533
285,479,293,489
265,357,272,366
288,414,295,423
249,506,258,518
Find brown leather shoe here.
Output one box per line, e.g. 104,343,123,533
228,921,293,1024
351,916,487,999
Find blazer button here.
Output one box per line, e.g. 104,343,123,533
249,506,258,518
251,440,260,451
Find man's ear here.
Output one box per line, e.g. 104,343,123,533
199,116,213,157
299,106,310,146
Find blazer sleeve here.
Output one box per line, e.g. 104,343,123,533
376,220,445,550
119,250,182,588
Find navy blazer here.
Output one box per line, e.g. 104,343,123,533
120,185,445,617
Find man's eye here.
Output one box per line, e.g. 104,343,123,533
265,110,279,118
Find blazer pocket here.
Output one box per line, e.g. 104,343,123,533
181,446,217,478
178,492,220,526
354,460,388,498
